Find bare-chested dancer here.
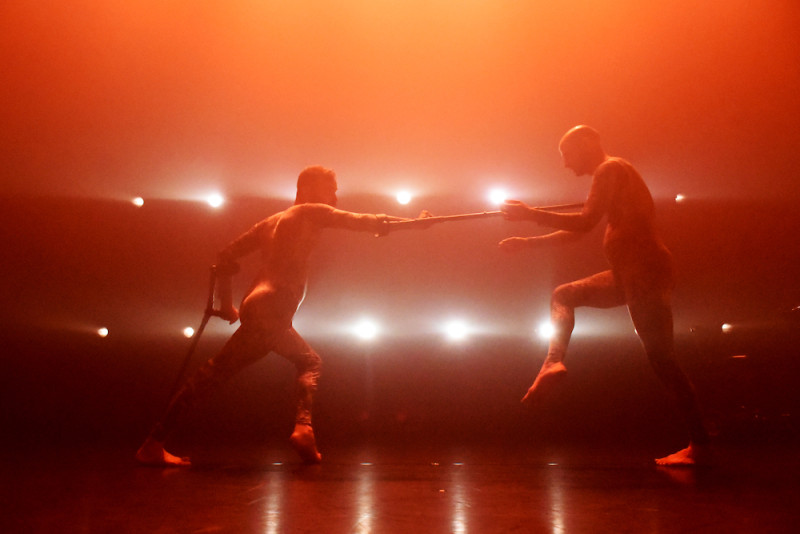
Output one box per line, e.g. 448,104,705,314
136,165,419,466
499,126,711,466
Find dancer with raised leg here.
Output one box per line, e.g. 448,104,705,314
499,126,710,466
136,165,422,466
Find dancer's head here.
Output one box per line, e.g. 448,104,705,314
558,125,606,176
296,165,338,206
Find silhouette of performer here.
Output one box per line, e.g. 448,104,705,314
136,165,419,465
499,126,710,466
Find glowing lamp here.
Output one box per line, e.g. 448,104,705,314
183,327,195,338
537,321,555,340
132,197,144,207
97,327,109,338
353,318,380,341
396,191,412,205
721,323,733,333
675,194,686,203
206,193,224,208
444,319,469,342
488,188,508,205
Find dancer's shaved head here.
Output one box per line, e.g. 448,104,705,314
559,125,602,152
558,125,606,177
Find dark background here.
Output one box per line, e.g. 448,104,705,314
1,1,799,453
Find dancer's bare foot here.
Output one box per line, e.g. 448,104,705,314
655,442,712,467
290,423,322,464
521,361,567,405
135,437,191,467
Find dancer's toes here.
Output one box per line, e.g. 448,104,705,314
135,438,191,467
521,362,567,405
655,443,711,467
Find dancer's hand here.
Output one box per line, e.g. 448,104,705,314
500,200,531,221
216,305,239,324
415,209,435,229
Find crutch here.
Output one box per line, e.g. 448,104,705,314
165,265,232,400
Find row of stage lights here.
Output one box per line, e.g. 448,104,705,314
128,189,510,209
129,192,690,209
93,319,556,342
347,317,556,342
94,320,740,342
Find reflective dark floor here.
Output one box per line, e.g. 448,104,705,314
3,440,799,533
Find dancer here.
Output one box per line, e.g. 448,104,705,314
499,126,710,466
136,165,419,466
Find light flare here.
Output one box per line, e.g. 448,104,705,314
206,192,225,208
537,321,555,340
488,188,508,205
353,318,380,341
444,319,469,342
396,191,412,205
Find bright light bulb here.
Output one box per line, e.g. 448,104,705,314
132,197,144,207
488,188,507,205
675,194,685,203
353,318,380,341
183,327,195,338
537,321,555,340
721,323,733,333
206,193,224,208
444,319,469,342
97,327,109,338
396,191,412,205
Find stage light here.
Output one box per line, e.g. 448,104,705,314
488,188,508,205
536,320,555,340
396,191,412,205
131,197,144,207
183,327,195,338
97,327,109,338
353,318,380,341
721,323,733,333
444,319,469,342
675,194,686,203
206,192,224,208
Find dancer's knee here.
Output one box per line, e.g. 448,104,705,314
296,351,321,384
551,283,577,308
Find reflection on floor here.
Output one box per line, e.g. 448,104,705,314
3,440,799,533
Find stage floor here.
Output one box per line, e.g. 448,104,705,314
3,440,799,533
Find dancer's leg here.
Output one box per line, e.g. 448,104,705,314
522,270,625,405
628,297,710,466
274,327,323,464
136,324,271,466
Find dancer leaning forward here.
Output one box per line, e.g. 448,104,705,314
136,165,427,466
